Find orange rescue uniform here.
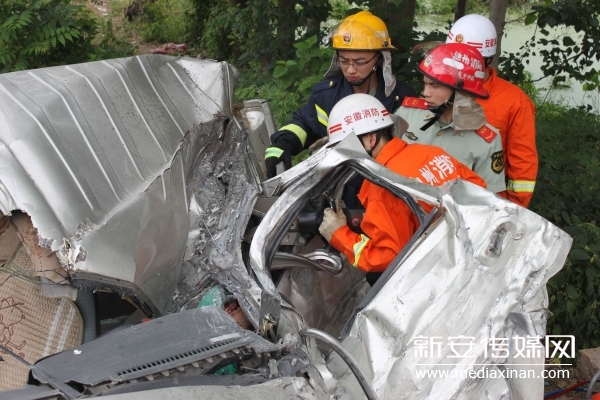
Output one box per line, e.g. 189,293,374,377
329,137,486,273
477,68,537,207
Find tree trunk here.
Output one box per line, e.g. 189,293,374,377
454,0,467,22
277,0,296,60
376,0,416,54
489,0,509,69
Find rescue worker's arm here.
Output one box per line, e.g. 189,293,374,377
328,197,417,273
266,88,327,178
452,157,487,189
499,97,537,207
472,134,506,194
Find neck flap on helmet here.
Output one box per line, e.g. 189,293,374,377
420,92,455,131
452,91,487,132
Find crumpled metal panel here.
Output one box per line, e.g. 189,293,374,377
327,180,571,399
170,123,264,327
34,307,280,386
0,55,238,315
252,134,571,399
98,377,328,399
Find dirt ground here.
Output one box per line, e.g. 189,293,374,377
544,366,591,399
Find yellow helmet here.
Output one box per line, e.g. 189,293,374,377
330,11,395,51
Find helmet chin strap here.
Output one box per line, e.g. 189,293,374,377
349,64,378,90
420,92,455,131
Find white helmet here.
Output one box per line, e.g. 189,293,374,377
446,14,497,57
327,94,394,145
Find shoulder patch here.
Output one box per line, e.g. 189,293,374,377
474,124,498,143
313,78,337,94
401,97,428,109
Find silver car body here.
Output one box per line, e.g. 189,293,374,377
0,56,571,399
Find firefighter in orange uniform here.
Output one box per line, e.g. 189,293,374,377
318,94,486,274
447,14,538,207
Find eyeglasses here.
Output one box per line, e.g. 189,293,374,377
338,53,379,68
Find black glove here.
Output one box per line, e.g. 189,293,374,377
265,136,297,178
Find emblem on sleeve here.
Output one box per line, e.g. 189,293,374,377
404,131,419,141
491,151,504,174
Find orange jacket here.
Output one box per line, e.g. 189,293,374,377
477,68,537,207
329,138,486,273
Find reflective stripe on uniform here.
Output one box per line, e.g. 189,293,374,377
352,234,370,268
315,104,328,127
280,124,308,146
264,147,284,159
507,180,535,193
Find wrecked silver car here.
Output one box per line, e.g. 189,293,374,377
0,55,571,400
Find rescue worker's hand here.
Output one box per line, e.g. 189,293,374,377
265,137,296,179
319,199,346,242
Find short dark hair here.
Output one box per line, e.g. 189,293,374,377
380,126,393,141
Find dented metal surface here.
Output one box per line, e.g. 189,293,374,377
172,123,263,327
0,55,239,315
251,134,572,400
0,57,572,400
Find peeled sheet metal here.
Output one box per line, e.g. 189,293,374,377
98,377,328,400
0,55,238,315
253,135,572,399
34,307,280,386
328,186,571,398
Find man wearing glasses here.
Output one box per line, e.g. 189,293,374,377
264,11,417,193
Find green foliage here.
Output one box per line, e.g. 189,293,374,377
546,218,600,349
501,0,600,92
235,66,304,129
199,0,277,65
0,0,133,72
130,0,190,43
329,0,356,21
273,36,334,97
529,103,600,349
416,0,472,16
393,28,448,92
236,36,333,127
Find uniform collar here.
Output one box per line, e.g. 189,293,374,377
422,115,464,135
484,67,497,91
375,137,407,166
338,68,386,97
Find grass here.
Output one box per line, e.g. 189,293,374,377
106,0,191,50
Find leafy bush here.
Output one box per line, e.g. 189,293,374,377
530,103,600,349
194,0,277,66
122,0,189,44
273,36,333,99
235,63,304,128
88,19,135,61
236,36,333,127
415,0,488,16
0,0,134,72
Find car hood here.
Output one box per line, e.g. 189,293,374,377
0,55,247,316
